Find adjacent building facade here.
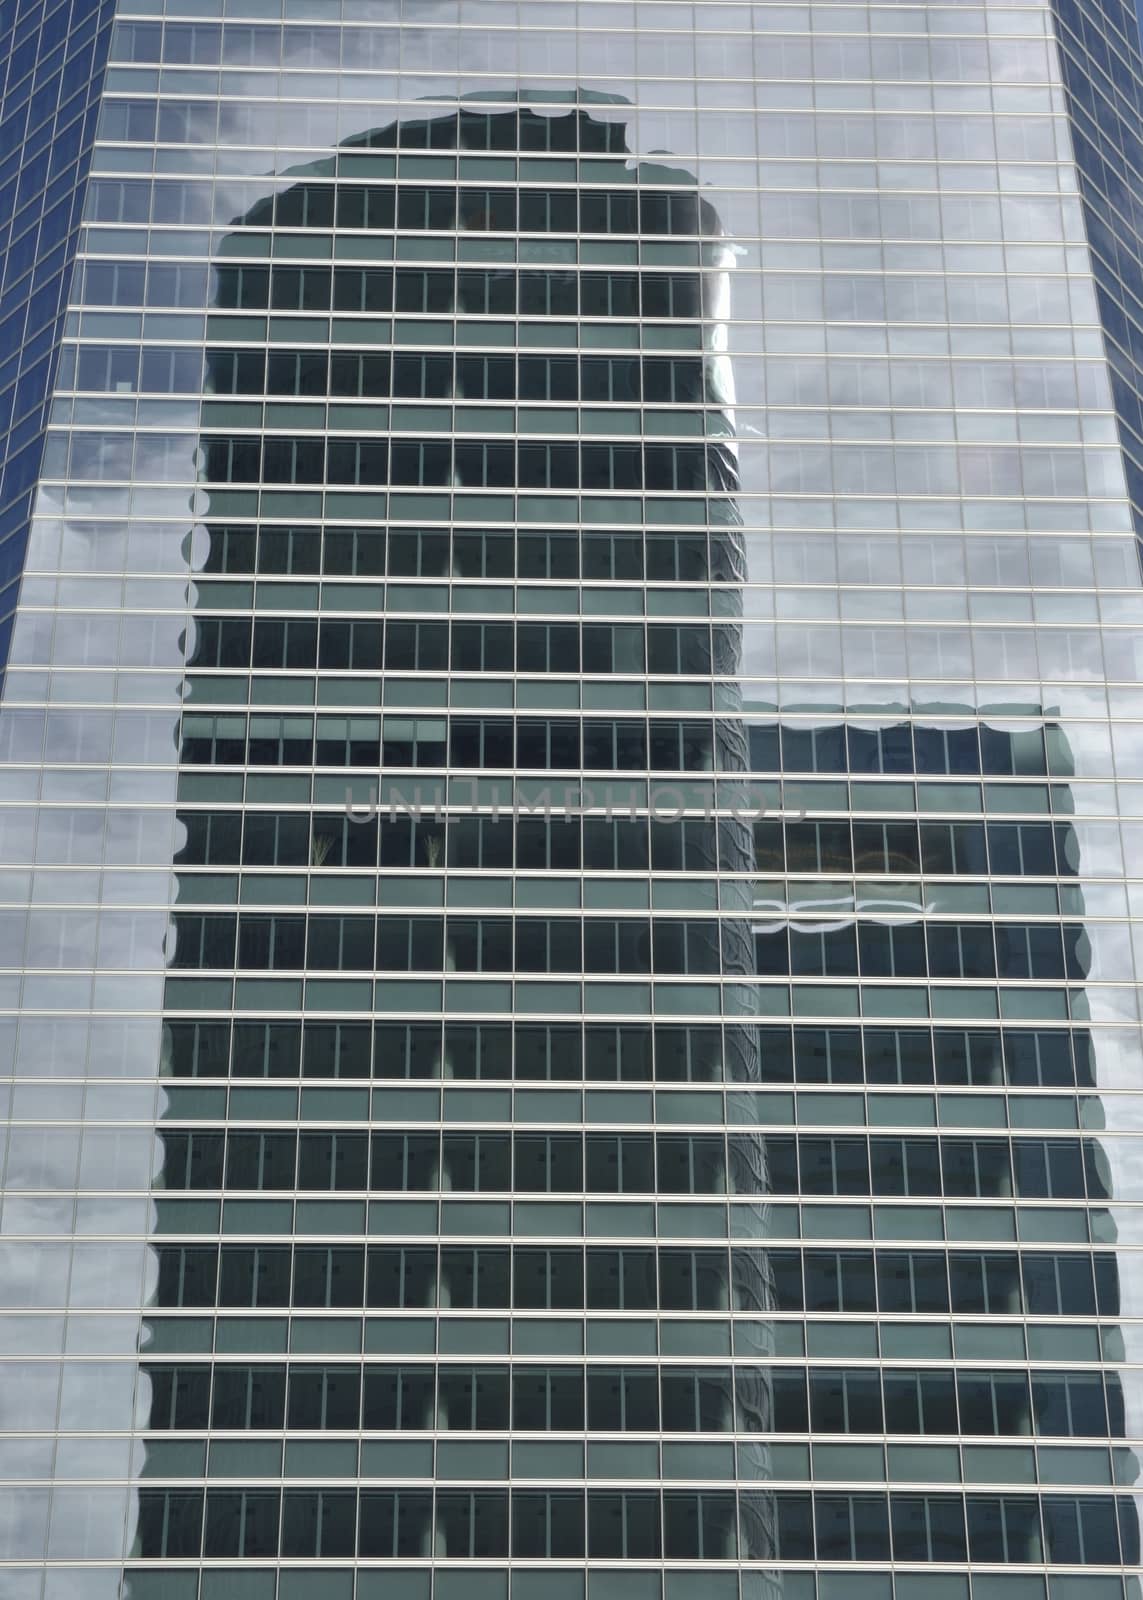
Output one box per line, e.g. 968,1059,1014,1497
1,2,1143,1599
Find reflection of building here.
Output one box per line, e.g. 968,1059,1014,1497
2,5,1143,1597
160,96,781,1574
139,92,1142,1585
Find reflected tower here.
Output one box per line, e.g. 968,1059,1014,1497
146,92,782,1589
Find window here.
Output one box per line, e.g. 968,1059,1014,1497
135,1492,204,1558
655,1134,725,1196
967,1497,1043,1563
877,1250,949,1314
208,349,266,394
281,1490,355,1558
393,352,453,397
327,438,386,484
336,186,396,229
267,350,328,395
512,1492,584,1558
588,1493,661,1558
514,1134,581,1192
397,186,456,230
143,1365,211,1430
460,268,516,314
226,1132,295,1190
363,1367,434,1430
330,351,390,397
210,1365,285,1429
884,1370,957,1434
457,354,514,399
441,1134,509,1192
891,1496,967,1562
215,265,269,309
661,1368,734,1432
815,1493,890,1561
376,918,444,971
335,266,394,312
270,265,331,310
372,1135,439,1191
586,1134,654,1193
160,1132,224,1190
298,1132,368,1191
511,1366,582,1430
358,1492,433,1557
287,1367,361,1429
218,1246,290,1307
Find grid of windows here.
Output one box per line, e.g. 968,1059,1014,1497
1,4,1143,1600
0,0,117,668
1048,0,1143,530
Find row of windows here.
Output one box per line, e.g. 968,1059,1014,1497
51,419,1120,512
93,79,1084,165
152,262,1101,329
60,342,206,396
187,618,727,675
212,266,705,318
166,911,1086,982
83,423,1112,501
160,1129,1110,1203
98,129,1082,198
107,21,1059,76
197,521,715,581
164,1019,1094,1088
80,261,710,319
100,100,1068,164
176,811,1075,881
101,104,631,155
193,615,1079,687
88,179,715,237
71,339,1114,414
170,520,1114,596
746,722,1057,779
180,713,1068,779
83,175,1083,243
202,435,730,492
141,1359,1132,1439
155,1243,1122,1316
181,713,731,771
165,910,719,974
179,712,1058,780
133,1485,1140,1564
755,818,1071,878
755,920,1087,983
197,431,1122,497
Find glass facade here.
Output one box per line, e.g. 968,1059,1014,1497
0,0,118,670
1049,0,1143,529
1,3,1143,1600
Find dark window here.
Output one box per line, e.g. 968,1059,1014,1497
512,1491,585,1558
287,1366,361,1429
884,1369,957,1433
513,1366,583,1430
218,1246,290,1307
891,1495,967,1562
363,1366,435,1431
204,1489,280,1557
588,1492,661,1558
136,1491,204,1558
210,1365,286,1429
357,1491,433,1557
143,1365,211,1430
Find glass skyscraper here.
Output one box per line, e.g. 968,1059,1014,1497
2,0,1143,1598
